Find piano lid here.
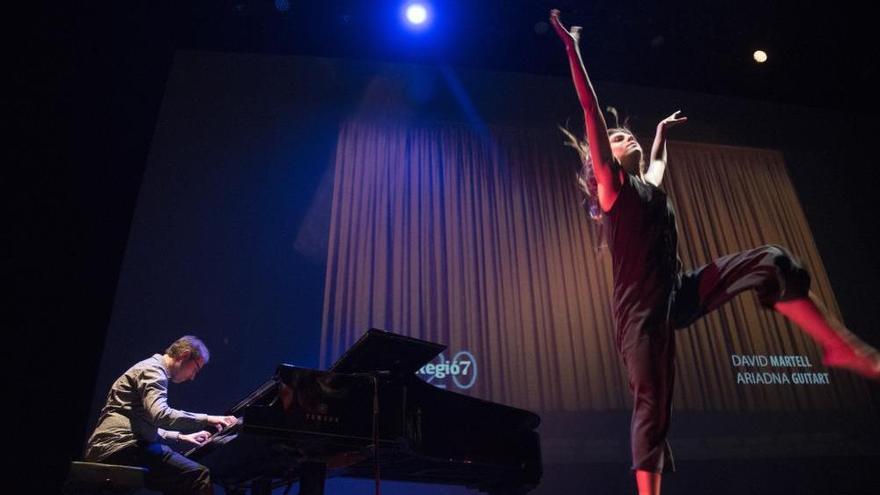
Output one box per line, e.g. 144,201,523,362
330,328,445,375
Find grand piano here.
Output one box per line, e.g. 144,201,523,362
186,329,542,495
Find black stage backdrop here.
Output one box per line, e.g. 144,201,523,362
86,51,880,494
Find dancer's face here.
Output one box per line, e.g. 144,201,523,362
609,130,642,174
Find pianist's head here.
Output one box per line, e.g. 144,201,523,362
163,335,210,383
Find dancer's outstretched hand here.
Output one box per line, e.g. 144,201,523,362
657,111,688,133
550,9,582,47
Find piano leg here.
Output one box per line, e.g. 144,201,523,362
298,462,327,495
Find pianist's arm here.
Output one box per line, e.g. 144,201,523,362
159,428,213,447
138,366,225,431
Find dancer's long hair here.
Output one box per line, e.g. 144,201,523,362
560,107,642,222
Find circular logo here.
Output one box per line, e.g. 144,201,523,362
417,350,478,390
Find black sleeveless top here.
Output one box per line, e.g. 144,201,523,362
604,173,681,349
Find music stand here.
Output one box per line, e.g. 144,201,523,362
329,328,445,375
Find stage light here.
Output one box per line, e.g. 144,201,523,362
406,3,428,24
753,50,768,63
402,2,432,30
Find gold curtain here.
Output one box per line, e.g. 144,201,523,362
320,120,870,413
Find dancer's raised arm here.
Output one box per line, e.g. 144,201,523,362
550,9,621,211
645,110,688,187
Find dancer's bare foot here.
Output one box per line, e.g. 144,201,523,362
774,293,880,381
822,343,880,380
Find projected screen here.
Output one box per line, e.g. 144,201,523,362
91,51,878,492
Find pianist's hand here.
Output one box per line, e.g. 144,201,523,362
179,430,212,447
206,415,238,432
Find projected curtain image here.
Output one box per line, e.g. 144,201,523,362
320,120,870,413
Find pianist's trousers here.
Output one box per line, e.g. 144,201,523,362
621,245,811,474
104,441,213,495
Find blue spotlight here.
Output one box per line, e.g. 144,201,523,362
402,2,432,30
406,4,427,24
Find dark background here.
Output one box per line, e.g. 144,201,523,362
9,1,879,493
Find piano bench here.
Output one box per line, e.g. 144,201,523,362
64,461,149,495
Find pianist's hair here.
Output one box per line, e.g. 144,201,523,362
166,335,211,364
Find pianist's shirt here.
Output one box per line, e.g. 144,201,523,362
84,354,209,461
